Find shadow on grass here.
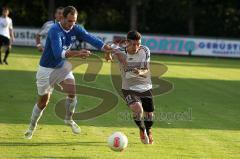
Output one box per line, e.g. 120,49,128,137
11,46,240,69
0,68,239,130
0,141,104,147
152,54,240,69
19,157,90,159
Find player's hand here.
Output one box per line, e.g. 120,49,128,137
37,45,44,52
102,44,113,62
132,68,140,75
104,52,113,62
133,68,148,78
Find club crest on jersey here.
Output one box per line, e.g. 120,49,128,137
71,36,76,41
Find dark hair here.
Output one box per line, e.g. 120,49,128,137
63,6,78,17
2,6,9,11
127,30,141,40
55,6,64,12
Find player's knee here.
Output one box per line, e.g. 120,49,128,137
130,102,143,114
5,46,11,51
145,112,154,116
38,100,49,107
68,94,75,99
145,112,154,121
38,102,47,109
67,96,77,104
61,79,76,96
38,94,50,109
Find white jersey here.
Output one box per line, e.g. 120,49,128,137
116,45,152,92
38,20,55,36
0,16,13,39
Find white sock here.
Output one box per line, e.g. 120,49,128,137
65,97,77,120
29,104,44,129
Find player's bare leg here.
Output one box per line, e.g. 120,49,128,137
24,93,50,139
60,78,81,134
129,102,149,144
144,112,154,144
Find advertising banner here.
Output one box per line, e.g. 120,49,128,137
13,27,240,58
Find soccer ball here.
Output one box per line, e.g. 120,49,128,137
108,132,128,151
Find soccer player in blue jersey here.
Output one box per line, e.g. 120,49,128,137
24,6,112,139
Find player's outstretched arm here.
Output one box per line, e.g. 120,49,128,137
75,25,113,61
65,49,92,59
102,44,113,62
9,28,14,44
109,44,127,65
133,68,149,78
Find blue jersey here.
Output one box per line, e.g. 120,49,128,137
40,23,104,68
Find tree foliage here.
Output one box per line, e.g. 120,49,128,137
1,0,240,38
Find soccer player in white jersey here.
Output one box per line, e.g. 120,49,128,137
113,31,154,144
35,7,64,52
24,6,112,139
0,7,14,65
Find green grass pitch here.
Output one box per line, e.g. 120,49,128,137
0,46,239,159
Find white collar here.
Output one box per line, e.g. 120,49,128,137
59,22,72,33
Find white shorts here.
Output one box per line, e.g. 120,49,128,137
36,65,74,96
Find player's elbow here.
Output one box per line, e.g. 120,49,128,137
53,50,65,60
